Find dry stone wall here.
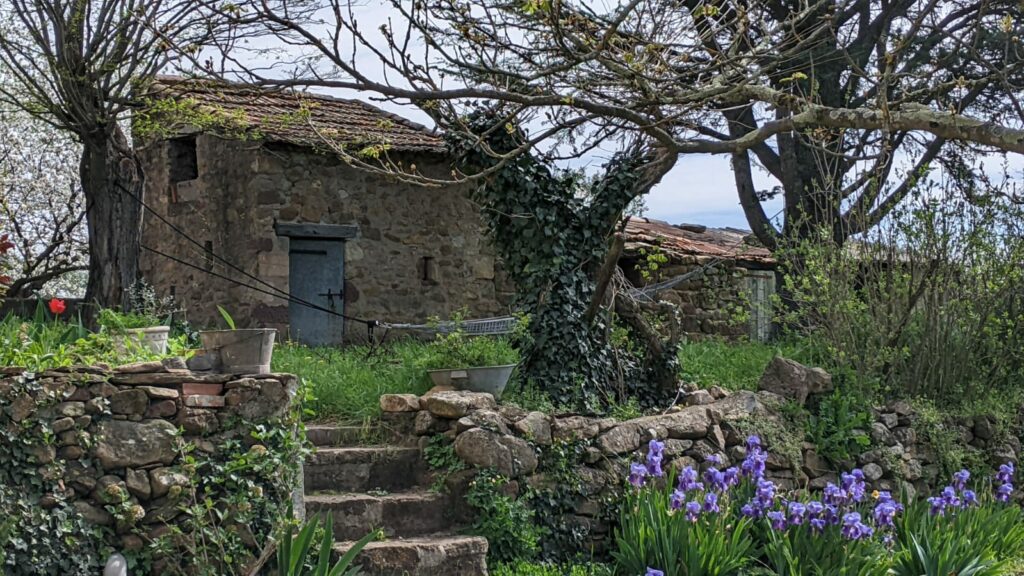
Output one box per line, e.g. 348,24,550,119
381,379,1021,551
0,359,298,559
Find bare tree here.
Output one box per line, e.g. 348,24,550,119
0,0,259,308
217,0,1024,247
0,98,87,297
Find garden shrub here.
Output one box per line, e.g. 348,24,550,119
490,560,613,575
465,468,542,563
777,194,1024,405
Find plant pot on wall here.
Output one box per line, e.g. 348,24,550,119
114,326,172,355
428,364,517,400
199,329,277,375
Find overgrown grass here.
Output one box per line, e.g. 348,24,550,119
677,337,821,391
271,340,435,423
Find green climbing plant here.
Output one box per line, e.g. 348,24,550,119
448,110,679,409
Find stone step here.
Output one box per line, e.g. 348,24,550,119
304,446,427,493
305,424,381,447
305,490,451,540
332,534,488,576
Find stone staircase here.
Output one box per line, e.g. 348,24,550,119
303,424,489,576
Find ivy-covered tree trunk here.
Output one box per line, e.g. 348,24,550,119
450,115,680,409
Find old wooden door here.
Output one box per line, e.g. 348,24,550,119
746,270,776,342
288,238,345,346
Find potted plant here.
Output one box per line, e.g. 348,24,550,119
98,308,172,355
417,312,523,400
199,306,277,374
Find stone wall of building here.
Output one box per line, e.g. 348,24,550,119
620,254,774,341
0,359,298,561
138,135,512,340
379,361,1020,551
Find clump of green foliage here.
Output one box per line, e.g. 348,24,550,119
423,435,466,492
0,307,189,371
414,310,523,372
465,468,542,563
777,194,1024,405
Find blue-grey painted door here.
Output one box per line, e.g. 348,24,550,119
288,239,345,345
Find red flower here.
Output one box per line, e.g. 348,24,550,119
48,298,66,315
0,234,13,255
0,275,10,286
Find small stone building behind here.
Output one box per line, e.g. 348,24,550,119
620,217,777,341
137,77,510,344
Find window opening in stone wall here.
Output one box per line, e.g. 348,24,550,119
204,241,214,271
168,136,199,186
421,256,437,285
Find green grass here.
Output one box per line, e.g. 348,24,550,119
677,337,821,391
271,340,436,423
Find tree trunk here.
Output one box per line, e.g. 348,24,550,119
81,124,144,310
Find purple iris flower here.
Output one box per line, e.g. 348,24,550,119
952,469,970,491
723,467,740,487
646,439,665,478
741,503,758,518
996,483,1014,503
997,462,1015,485
824,504,841,526
841,471,866,502
927,496,946,516
806,500,824,518
962,489,978,507
629,462,649,488
646,569,665,576
768,510,787,531
670,489,686,511
787,502,807,525
841,512,873,540
873,501,898,527
704,468,728,492
823,483,847,507
703,492,720,514
677,466,703,493
810,517,826,533
940,486,961,508
685,500,701,522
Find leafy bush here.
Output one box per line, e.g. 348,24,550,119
415,311,522,372
777,194,1024,404
804,389,872,466
97,308,162,332
465,468,542,563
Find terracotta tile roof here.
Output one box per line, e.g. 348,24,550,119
147,76,445,153
623,217,775,265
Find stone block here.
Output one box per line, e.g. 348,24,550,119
179,383,225,396
380,394,421,413
423,391,496,419
110,389,149,415
93,420,178,470
183,394,226,408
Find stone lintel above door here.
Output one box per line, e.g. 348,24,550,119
274,221,360,240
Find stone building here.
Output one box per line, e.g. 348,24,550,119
137,77,510,345
620,217,777,341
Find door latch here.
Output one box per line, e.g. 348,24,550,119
317,288,344,311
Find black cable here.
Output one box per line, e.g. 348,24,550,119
114,180,365,323
141,244,378,326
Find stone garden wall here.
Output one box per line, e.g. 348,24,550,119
0,359,298,567
379,357,1021,551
